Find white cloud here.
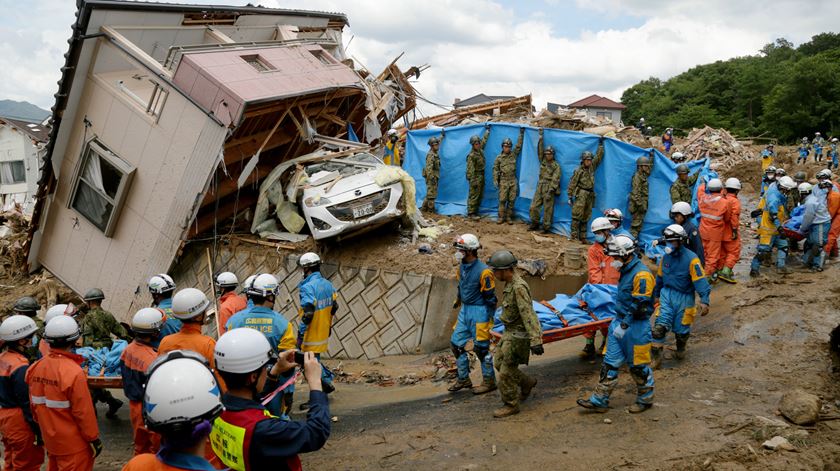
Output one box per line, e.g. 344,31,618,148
1,0,838,120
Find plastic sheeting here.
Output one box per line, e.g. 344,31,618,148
77,340,127,377
492,283,617,334
405,124,708,243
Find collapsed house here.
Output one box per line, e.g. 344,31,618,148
27,0,417,318
0,117,49,213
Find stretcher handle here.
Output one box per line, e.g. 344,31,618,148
539,301,569,328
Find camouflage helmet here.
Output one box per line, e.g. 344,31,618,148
544,145,556,155
794,171,807,183
487,250,517,270
580,150,594,161
637,156,651,167
501,137,513,147
83,288,105,301
676,164,689,175
427,136,440,146
13,296,39,314
469,135,481,145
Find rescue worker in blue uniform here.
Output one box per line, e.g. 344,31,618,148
577,235,655,413
448,233,498,394
227,273,297,417
603,208,632,239
297,253,338,395
211,328,330,471
798,182,831,271
750,176,797,277
148,274,181,346
666,201,705,267
651,224,711,369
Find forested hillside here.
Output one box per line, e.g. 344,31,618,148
621,33,840,143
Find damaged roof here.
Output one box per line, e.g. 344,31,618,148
0,117,50,143
567,94,626,110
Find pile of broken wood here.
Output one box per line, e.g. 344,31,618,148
0,205,29,281
678,125,754,171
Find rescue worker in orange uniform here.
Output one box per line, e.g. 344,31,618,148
816,170,840,258
697,178,729,281
0,315,45,471
582,217,619,359
719,178,742,283
120,308,164,456
216,272,246,335
122,350,223,471
26,315,102,471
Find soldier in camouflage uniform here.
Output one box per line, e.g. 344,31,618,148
567,136,606,241
465,125,491,218
12,296,44,359
81,288,129,418
529,128,561,233
493,128,525,224
487,250,543,418
670,164,700,204
628,151,655,238
421,131,444,212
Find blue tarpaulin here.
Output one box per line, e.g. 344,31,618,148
493,283,617,334
405,124,708,244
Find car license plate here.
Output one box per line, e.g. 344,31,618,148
352,203,375,219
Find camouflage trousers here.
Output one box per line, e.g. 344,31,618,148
570,190,594,240
467,177,484,215
494,335,531,407
422,177,438,211
630,209,645,238
497,180,517,220
529,184,557,229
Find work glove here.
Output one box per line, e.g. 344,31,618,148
485,123,491,130
732,230,738,240
90,438,103,458
519,127,525,135
441,128,446,137
539,128,544,136
750,208,762,218
530,344,544,355
651,239,659,247
613,323,628,340
568,197,574,205
452,298,461,310
34,433,43,447
599,136,605,144
697,303,710,317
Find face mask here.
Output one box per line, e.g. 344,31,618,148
454,251,465,262
610,260,623,269
595,234,607,244
664,242,679,254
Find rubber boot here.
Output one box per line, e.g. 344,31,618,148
472,377,497,395
576,399,609,413
651,346,663,370
448,378,473,392
579,342,596,360
520,376,537,401
493,405,520,418
105,398,124,419
541,227,552,234
675,337,688,361
506,211,514,225
628,403,652,414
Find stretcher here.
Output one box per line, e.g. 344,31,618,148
490,299,611,344
87,376,123,389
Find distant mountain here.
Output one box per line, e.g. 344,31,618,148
0,100,50,123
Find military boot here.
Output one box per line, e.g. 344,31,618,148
528,223,540,231
493,405,520,418
448,378,473,392
650,346,663,370
576,399,609,413
628,403,652,414
542,227,552,234
675,336,688,360
472,377,497,395
506,211,514,225
776,266,792,275
105,398,123,419
520,376,537,401
579,343,596,360
496,216,504,225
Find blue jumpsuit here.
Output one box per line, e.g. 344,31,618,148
799,187,831,269
751,185,789,273
831,143,839,169
653,247,711,348
153,297,181,348
297,272,337,386
588,256,655,408
612,227,633,240
797,145,809,164
451,259,497,383
224,299,255,332
681,219,705,267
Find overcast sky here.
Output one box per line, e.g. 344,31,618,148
1,0,838,119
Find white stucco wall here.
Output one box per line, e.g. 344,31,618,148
0,125,43,213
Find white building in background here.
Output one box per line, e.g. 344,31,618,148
0,117,49,213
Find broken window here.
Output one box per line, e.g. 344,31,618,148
69,140,135,236
596,111,613,120
241,54,275,72
0,161,25,184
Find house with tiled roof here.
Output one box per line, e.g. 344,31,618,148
567,94,626,124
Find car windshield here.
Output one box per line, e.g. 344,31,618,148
304,153,382,181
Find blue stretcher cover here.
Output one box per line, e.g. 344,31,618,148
492,283,617,334
77,340,127,377
405,124,708,244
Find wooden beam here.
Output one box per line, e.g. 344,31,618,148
243,88,364,119
189,193,258,238
201,160,278,206
224,131,294,164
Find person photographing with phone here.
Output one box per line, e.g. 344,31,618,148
211,328,331,471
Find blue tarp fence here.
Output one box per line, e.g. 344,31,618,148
405,124,708,244
492,283,617,334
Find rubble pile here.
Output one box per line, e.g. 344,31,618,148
679,125,754,171
0,205,30,280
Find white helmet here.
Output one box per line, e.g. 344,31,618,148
798,182,813,194
603,208,623,223
670,201,693,217
243,275,257,292
605,235,636,257
778,175,797,191
148,274,176,295
663,224,689,242
143,351,222,432
0,315,38,342
131,308,165,335
44,304,75,325
298,252,321,268
215,272,238,289
816,132,821,135
833,138,839,143
724,177,741,191
707,178,723,192
44,315,80,344
171,288,210,320
816,169,833,180
590,217,613,233
215,328,274,374
454,233,481,251
387,129,398,136
245,273,279,298
671,152,685,162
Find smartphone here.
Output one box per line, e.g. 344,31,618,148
294,351,305,365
